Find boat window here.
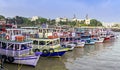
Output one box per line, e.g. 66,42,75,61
46,29,48,33
33,40,38,45
54,40,59,45
39,41,45,45
0,42,1,48
8,43,14,50
46,41,52,46
39,29,42,33
43,29,46,33
15,44,19,50
81,36,90,38
2,43,6,49
78,38,80,40
66,38,68,41
21,44,27,50
57,39,60,43
70,38,73,41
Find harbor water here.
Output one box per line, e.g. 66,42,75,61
4,32,120,70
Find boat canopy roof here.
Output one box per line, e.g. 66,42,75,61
6,28,26,31
0,39,33,44
21,27,39,29
31,38,60,41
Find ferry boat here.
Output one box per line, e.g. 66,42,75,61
30,28,69,57
0,29,42,66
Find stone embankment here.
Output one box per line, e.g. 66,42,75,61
111,28,120,32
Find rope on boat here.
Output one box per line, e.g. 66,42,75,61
17,64,23,70
17,55,23,70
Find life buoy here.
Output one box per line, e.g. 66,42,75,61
42,49,49,54
8,57,14,63
34,49,40,52
53,33,58,36
49,48,54,53
5,35,10,40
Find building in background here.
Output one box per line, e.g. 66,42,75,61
31,16,39,21
55,14,91,24
85,14,90,24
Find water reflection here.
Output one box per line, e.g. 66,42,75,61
4,32,120,70
65,33,120,70
5,57,67,70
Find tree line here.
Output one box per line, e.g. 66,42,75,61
0,15,103,27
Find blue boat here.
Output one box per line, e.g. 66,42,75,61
31,37,69,57
80,35,95,45
41,50,66,57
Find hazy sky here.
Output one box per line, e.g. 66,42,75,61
0,0,120,24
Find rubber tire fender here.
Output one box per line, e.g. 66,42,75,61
8,57,14,63
42,49,49,54
49,48,54,53
34,48,40,52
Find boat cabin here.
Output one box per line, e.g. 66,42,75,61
0,29,33,57
32,38,60,50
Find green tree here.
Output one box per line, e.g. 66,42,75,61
112,24,120,27
79,20,85,24
68,21,76,27
22,17,33,26
6,18,15,24
59,21,67,25
89,19,103,26
49,19,56,25
0,15,5,20
14,16,24,24
35,17,48,25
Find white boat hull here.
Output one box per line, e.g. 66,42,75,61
13,55,40,66
95,38,104,43
67,44,75,51
75,42,85,48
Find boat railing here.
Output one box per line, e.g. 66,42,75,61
33,44,60,50
0,47,31,57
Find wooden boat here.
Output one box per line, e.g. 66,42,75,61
31,37,69,57
94,37,105,43
30,28,69,57
80,35,95,45
60,37,76,51
0,29,42,66
61,41,76,51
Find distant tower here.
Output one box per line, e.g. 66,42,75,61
85,14,90,24
73,14,76,19
72,14,77,22
86,14,88,19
